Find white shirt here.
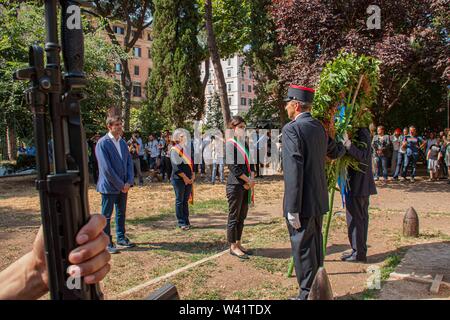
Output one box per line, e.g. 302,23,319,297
108,132,122,159
294,111,310,121
137,137,144,156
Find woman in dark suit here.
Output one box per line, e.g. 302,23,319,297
226,116,256,259
170,129,194,231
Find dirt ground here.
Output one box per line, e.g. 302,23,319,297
0,173,449,300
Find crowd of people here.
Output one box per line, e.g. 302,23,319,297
371,125,450,183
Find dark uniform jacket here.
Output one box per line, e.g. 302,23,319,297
226,140,255,185
346,128,377,197
170,145,193,181
282,112,345,218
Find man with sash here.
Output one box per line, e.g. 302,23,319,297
282,84,345,300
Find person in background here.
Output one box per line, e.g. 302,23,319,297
402,125,426,183
444,133,450,184
26,145,36,157
158,132,166,175
427,137,441,181
96,115,135,254
88,133,101,184
393,128,408,181
390,128,403,178
211,135,225,184
128,133,143,186
133,131,145,172
17,143,27,157
438,132,448,179
170,130,194,230
161,133,173,182
372,125,391,182
426,132,437,155
145,133,159,170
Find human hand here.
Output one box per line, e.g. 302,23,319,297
342,132,351,150
32,214,111,288
121,183,130,193
287,212,301,230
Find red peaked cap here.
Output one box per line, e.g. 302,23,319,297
284,84,315,103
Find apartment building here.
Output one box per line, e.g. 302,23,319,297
111,24,153,104
201,55,257,117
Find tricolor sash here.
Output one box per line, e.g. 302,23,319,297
171,145,194,204
227,138,255,205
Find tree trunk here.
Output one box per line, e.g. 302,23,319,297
196,58,210,120
205,0,231,129
6,122,16,161
121,59,132,131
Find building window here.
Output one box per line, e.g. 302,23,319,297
227,69,231,77
113,26,125,35
147,33,152,41
228,97,232,105
249,98,252,106
241,84,245,92
241,98,246,106
133,47,141,58
249,70,252,79
227,83,232,92
248,85,252,92
227,58,231,66
133,84,142,97
134,65,140,76
208,85,213,94
241,69,245,78
114,63,122,73
148,48,151,59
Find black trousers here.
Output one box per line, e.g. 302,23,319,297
345,196,369,260
287,215,323,300
226,184,249,243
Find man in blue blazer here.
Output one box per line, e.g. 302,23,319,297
96,115,135,254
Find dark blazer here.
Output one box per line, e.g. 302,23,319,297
95,134,134,194
282,112,345,218
226,140,255,185
346,128,377,197
170,145,193,181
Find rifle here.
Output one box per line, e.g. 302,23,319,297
14,0,102,299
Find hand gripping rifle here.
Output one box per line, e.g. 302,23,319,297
13,0,102,299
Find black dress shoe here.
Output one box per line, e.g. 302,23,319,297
241,249,253,256
230,249,249,260
343,254,367,263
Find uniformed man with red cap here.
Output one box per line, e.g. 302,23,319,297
282,84,345,300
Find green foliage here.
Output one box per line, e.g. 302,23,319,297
198,0,252,57
204,92,223,130
0,1,122,142
313,52,380,130
146,0,203,129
